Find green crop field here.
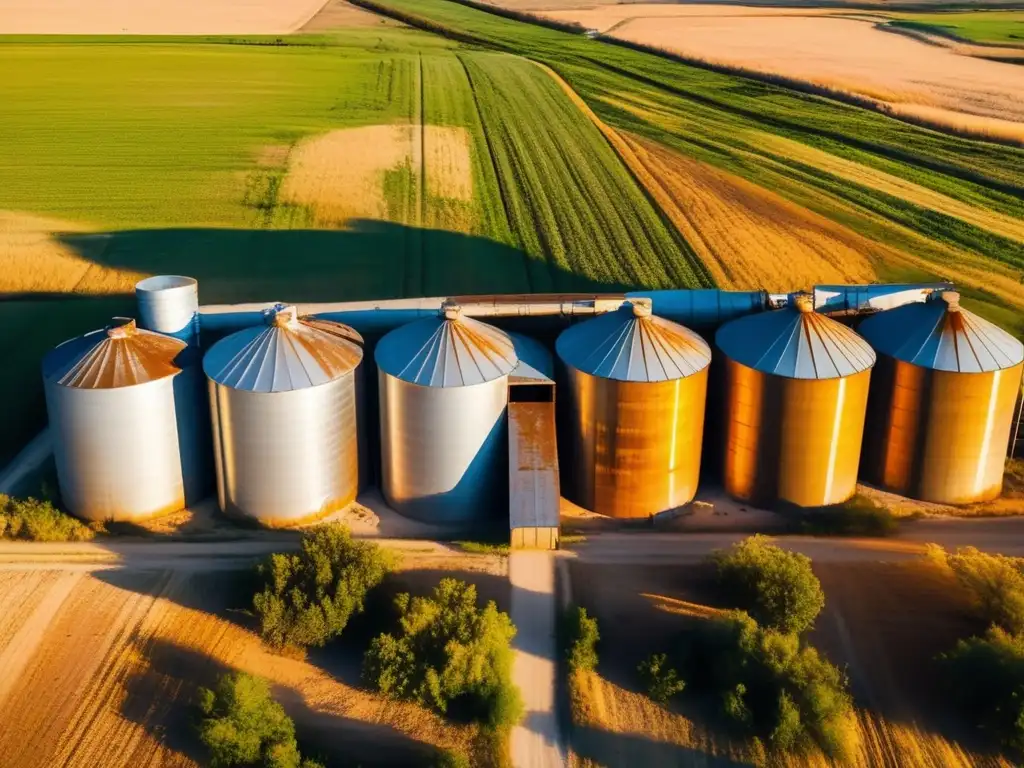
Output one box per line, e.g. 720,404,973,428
889,11,1024,46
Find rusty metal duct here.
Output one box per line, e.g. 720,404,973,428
376,300,517,523
556,298,712,518
717,293,875,509
42,318,209,522
859,291,1024,504
204,306,364,527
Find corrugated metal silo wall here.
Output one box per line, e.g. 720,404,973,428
208,372,360,526
561,365,708,518
721,359,871,509
379,370,509,523
862,357,1023,504
45,375,190,521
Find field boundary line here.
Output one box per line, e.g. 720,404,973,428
455,51,532,292
531,60,714,287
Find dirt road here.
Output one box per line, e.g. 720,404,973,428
509,551,564,768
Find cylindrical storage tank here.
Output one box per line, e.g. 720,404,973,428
859,290,1024,504
556,298,712,518
42,318,207,522
135,275,199,343
376,302,517,523
204,306,364,527
717,294,876,509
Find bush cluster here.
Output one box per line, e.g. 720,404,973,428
0,494,93,542
930,545,1024,752
564,605,599,674
791,495,897,538
637,652,685,704
363,578,522,730
686,611,854,759
197,672,322,768
253,524,395,651
714,535,824,635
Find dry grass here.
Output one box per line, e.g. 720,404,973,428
300,0,400,31
0,211,145,296
546,5,1024,143
0,0,328,34
0,559,507,768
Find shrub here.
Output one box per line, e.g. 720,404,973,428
363,578,522,729
714,536,824,635
927,544,1024,633
0,494,93,542
432,748,471,768
941,625,1024,752
253,523,395,650
564,605,599,673
637,652,685,704
197,672,321,768
685,611,855,760
791,495,897,537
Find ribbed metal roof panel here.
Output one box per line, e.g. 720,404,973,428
375,304,517,387
203,306,363,392
858,291,1023,373
556,299,711,382
716,294,875,379
44,319,186,389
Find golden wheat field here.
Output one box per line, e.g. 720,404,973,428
0,0,331,34
0,556,507,768
543,5,1024,143
566,559,1011,768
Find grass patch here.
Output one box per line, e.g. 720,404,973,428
0,494,93,542
888,12,1024,47
785,494,898,537
453,540,510,555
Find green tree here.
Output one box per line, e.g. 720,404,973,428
637,652,685,704
564,605,599,673
928,545,1024,634
714,536,824,635
197,672,322,768
253,523,395,650
363,578,522,728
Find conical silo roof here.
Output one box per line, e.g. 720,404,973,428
509,332,554,384
858,291,1023,373
556,298,711,382
716,293,875,379
203,305,363,392
375,301,517,387
43,318,186,389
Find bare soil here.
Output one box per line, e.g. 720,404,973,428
0,0,330,34
0,552,506,768
299,0,399,31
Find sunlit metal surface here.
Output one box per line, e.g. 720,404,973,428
558,301,711,518
717,294,875,380
205,307,364,526
860,293,1024,503
718,297,874,508
43,319,209,522
630,289,766,327
508,402,559,549
814,284,951,315
135,275,199,342
377,303,515,523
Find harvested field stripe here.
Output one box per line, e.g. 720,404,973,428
0,571,82,709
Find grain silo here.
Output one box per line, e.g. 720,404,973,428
42,318,208,522
859,290,1024,504
204,306,364,527
556,298,712,518
376,301,517,523
717,293,875,509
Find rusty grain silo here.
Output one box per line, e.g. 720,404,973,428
42,318,208,522
717,294,875,509
859,290,1024,504
376,301,517,524
204,306,364,527
556,298,712,518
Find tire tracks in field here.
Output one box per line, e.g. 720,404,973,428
455,52,533,293
531,60,715,288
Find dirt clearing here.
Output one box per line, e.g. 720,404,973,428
300,0,397,31
565,557,1010,767
0,0,329,34
545,5,1024,143
0,553,506,768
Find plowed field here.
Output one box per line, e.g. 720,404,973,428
0,556,507,768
